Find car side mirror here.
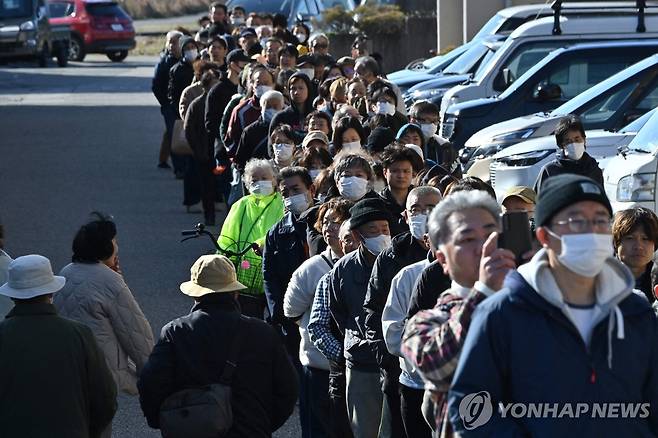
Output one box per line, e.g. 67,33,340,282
533,83,562,101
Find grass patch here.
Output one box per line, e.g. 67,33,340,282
133,35,166,56
119,0,208,20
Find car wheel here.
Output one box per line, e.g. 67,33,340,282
68,36,85,62
37,43,48,67
106,50,128,62
56,44,68,67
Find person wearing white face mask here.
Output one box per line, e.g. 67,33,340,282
327,197,393,438
234,90,285,170
333,115,366,155
535,115,603,192
363,186,442,438
217,158,284,319
409,100,461,177
444,174,658,437
226,67,276,155
268,124,296,171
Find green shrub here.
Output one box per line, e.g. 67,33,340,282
320,4,406,36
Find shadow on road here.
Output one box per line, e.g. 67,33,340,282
0,70,153,95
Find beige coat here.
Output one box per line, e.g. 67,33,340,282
179,81,203,119
54,262,154,395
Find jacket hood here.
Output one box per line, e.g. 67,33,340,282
396,123,425,149
516,248,636,368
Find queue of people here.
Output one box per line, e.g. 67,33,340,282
2,3,658,438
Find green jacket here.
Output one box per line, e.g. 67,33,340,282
218,192,285,294
0,302,117,438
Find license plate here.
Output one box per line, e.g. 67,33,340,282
111,24,123,31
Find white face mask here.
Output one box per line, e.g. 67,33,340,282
563,142,585,160
408,214,427,240
309,169,321,180
342,141,361,152
361,233,392,255
255,84,273,99
250,180,274,196
547,230,613,277
273,143,294,162
230,16,244,25
184,49,198,63
338,176,369,201
420,123,438,140
284,192,311,215
375,101,396,116
299,68,315,80
295,33,307,43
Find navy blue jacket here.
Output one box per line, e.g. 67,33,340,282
262,211,309,356
448,270,658,437
152,52,178,107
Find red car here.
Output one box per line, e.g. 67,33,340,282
48,0,135,62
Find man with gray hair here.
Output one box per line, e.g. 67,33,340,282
401,190,515,435
152,30,183,169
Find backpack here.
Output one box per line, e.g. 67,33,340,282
158,318,243,438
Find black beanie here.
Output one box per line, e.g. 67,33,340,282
535,174,612,227
349,198,391,230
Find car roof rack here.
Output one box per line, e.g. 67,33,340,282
551,0,658,35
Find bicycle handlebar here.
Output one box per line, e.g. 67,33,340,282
181,223,260,257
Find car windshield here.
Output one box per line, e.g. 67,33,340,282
426,44,469,73
85,2,129,18
473,12,506,39
48,1,73,18
0,0,32,18
442,41,491,75
620,107,657,133
226,0,292,15
626,109,658,153
551,57,657,116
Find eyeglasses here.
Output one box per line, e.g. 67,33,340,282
551,216,612,233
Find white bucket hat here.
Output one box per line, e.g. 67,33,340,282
0,255,66,299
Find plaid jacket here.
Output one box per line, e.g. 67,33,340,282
401,286,487,434
308,273,343,363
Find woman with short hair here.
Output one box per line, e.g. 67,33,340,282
218,159,285,318
54,213,154,414
612,207,658,303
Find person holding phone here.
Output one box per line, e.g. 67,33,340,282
401,189,516,435
447,175,658,436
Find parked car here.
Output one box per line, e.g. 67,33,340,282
48,0,135,62
402,36,505,108
604,107,658,212
389,3,562,93
486,108,655,200
448,40,658,166
463,52,658,166
225,0,355,28
440,8,658,130
0,0,70,66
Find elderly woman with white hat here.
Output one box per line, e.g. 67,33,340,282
138,254,298,437
0,254,117,437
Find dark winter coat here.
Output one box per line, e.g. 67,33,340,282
168,59,195,118
406,259,451,319
138,294,298,437
152,51,178,108
234,116,271,170
0,302,117,438
534,151,603,192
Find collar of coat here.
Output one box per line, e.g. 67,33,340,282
6,302,57,318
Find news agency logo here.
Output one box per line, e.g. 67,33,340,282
458,391,651,430
458,391,493,430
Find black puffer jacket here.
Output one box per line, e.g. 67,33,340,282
234,116,271,170
168,59,195,118
363,232,427,372
138,294,298,437
534,151,603,192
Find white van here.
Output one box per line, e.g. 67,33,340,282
439,11,658,125
604,108,658,212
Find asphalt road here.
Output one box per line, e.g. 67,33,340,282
0,54,300,438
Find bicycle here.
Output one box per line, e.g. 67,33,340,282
181,223,264,296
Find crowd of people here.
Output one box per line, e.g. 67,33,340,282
1,2,658,438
